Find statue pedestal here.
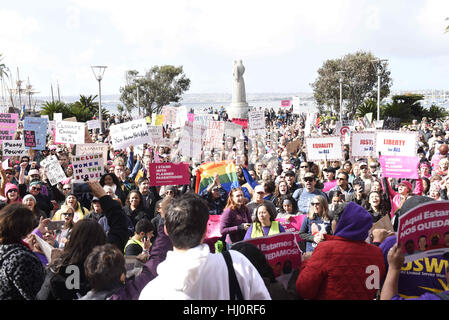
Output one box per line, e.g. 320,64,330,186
228,102,250,119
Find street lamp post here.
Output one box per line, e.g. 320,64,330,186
336,71,345,121
371,59,388,122
91,66,107,134
134,75,144,117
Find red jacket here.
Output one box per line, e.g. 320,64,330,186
296,235,385,300
296,202,386,300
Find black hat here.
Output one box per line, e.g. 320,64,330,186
324,166,336,173
284,170,295,177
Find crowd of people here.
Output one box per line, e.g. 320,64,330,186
0,105,449,301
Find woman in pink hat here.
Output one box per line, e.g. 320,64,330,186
383,179,422,218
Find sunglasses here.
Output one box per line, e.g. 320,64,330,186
304,177,315,182
337,177,347,181
31,187,41,191
63,187,71,191
311,202,321,206
7,189,17,193
62,212,74,216
300,166,308,168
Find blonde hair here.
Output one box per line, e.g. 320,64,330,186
308,195,330,221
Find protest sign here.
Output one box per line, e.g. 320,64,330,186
379,155,420,179
281,100,291,107
398,200,449,263
179,121,206,160
2,140,27,157
205,215,222,239
232,118,248,129
148,125,163,145
194,114,214,125
248,111,265,130
275,215,306,243
54,121,85,145
148,162,190,186
161,106,178,125
24,130,36,148
286,139,301,154
242,232,302,279
87,119,101,130
40,155,67,185
224,122,242,138
206,121,224,149
305,135,344,161
71,153,104,182
54,113,63,122
376,130,418,157
187,113,194,122
0,113,18,144
109,118,150,150
350,132,376,158
76,143,109,162
24,117,47,150
304,113,316,136
382,117,401,130
370,214,394,235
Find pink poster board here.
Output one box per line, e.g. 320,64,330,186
379,155,420,179
148,162,190,186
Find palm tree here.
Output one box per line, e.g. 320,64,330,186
355,98,378,119
40,101,70,120
72,94,109,120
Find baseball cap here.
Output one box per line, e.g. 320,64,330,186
399,180,413,191
284,170,296,177
324,166,336,173
359,162,368,168
28,169,40,176
254,185,265,193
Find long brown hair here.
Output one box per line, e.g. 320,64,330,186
225,187,247,211
0,204,34,245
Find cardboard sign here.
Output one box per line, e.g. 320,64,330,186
350,132,376,158
398,200,449,263
286,139,302,154
242,232,302,278
379,155,420,179
305,136,344,161
376,130,418,157
40,155,67,185
110,119,150,150
2,140,27,157
370,214,394,235
148,162,190,186
0,113,18,144
72,153,104,182
24,117,47,150
24,130,36,148
76,143,109,162
54,121,85,145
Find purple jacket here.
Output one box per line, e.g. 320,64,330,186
110,222,173,300
220,206,252,243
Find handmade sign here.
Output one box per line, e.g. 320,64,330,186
376,130,418,157
350,132,376,158
2,140,27,157
161,106,178,125
379,155,420,179
206,121,224,149
179,121,206,160
205,215,222,239
148,162,190,186
71,153,104,182
232,118,248,129
281,100,291,107
0,113,18,144
224,122,242,138
24,130,36,148
109,118,150,150
305,135,344,161
40,155,67,185
54,121,85,145
87,119,101,130
148,125,163,145
382,117,401,130
275,215,306,243
242,232,302,278
398,200,449,263
24,117,47,150
75,143,109,162
53,113,63,122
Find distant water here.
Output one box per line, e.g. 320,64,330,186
34,92,319,114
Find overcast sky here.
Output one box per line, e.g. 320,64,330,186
1,0,449,97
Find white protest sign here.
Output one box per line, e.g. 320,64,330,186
248,111,265,136
206,121,224,149
2,140,27,157
54,113,63,122
304,113,316,136
194,114,214,124
376,130,418,157
305,136,344,161
40,155,67,185
161,106,178,125
72,153,104,182
179,121,206,160
350,132,376,158
148,125,163,145
175,105,188,128
87,119,101,130
224,122,242,138
76,143,109,162
110,118,150,150
55,121,85,144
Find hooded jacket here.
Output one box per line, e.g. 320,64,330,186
296,202,385,300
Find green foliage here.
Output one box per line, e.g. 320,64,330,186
355,98,379,119
425,105,449,120
311,51,392,118
40,101,71,120
120,65,191,116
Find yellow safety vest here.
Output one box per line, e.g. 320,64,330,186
250,221,280,239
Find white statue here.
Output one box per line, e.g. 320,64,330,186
232,60,247,104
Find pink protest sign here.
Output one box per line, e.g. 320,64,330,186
398,200,449,263
276,214,306,243
205,215,222,239
187,113,194,122
281,100,291,107
242,232,301,278
148,162,190,186
0,113,18,144
232,118,248,129
379,155,419,179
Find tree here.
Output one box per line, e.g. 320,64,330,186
311,51,392,117
40,101,71,120
355,98,379,119
69,95,109,122
381,94,428,124
425,105,449,120
120,65,191,116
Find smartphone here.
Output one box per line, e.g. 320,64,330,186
47,220,65,230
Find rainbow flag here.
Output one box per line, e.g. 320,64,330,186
19,105,25,120
195,160,240,194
